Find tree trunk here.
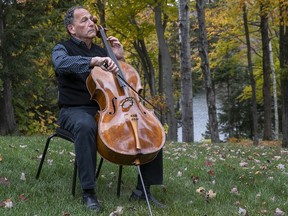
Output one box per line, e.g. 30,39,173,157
269,41,279,140
154,1,177,141
95,0,106,26
178,0,193,142
279,0,288,148
260,2,273,140
0,76,16,135
196,0,219,143
133,39,156,96
242,2,259,146
0,2,16,135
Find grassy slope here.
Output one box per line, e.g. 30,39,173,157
0,136,287,215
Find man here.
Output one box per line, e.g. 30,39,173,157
51,5,165,212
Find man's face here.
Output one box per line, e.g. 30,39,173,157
68,8,96,40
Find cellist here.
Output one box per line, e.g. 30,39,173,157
51,5,165,212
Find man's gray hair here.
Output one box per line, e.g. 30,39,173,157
64,5,85,30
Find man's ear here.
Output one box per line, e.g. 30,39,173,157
67,24,75,35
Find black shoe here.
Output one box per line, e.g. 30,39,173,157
82,193,101,212
129,189,166,208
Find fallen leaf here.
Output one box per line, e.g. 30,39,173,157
196,187,206,195
206,190,216,199
19,194,27,201
109,206,124,216
276,164,285,170
260,209,268,214
260,165,268,170
268,176,274,180
4,198,13,208
0,177,10,186
253,152,260,157
69,152,75,157
274,208,285,216
239,162,248,167
204,160,213,167
47,159,53,166
231,186,239,195
239,174,246,179
20,172,26,181
239,207,248,215
108,182,113,188
234,200,241,206
247,155,254,160
191,175,199,184
208,170,215,176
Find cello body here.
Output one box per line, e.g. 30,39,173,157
86,61,165,166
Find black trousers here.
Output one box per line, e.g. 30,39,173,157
58,106,163,190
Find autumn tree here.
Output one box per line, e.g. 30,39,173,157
196,0,219,143
279,0,288,147
178,0,193,142
0,1,16,135
154,0,177,141
242,1,259,145
260,0,273,140
0,0,77,135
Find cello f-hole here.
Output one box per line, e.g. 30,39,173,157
108,97,117,115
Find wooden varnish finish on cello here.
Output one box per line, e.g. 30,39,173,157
86,61,165,166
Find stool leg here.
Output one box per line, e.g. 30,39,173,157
117,165,123,197
96,157,104,179
72,162,77,196
36,134,56,179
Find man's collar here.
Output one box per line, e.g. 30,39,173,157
71,36,88,48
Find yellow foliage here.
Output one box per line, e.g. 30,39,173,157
28,112,35,117
163,123,169,135
227,137,242,143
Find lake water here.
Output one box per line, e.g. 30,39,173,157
178,91,225,142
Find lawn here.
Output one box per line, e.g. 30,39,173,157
0,136,287,215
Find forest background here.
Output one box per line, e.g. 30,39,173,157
0,0,288,148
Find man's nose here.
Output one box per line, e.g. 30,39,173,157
88,18,95,26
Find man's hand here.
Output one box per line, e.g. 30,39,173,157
107,36,124,61
90,56,118,75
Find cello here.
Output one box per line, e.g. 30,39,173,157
86,24,166,167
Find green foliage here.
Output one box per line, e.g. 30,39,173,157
1,0,80,134
0,0,183,135
218,91,254,139
0,79,3,91
207,35,256,138
200,0,287,140
0,0,285,139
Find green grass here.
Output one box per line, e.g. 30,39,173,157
0,136,287,215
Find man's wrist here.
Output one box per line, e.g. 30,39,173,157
90,57,100,67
